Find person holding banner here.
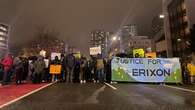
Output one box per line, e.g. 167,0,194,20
187,53,195,84
50,56,61,82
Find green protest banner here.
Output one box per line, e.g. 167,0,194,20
112,57,182,83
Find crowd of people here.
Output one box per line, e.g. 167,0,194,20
1,52,195,86
0,53,112,86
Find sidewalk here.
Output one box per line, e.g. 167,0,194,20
0,83,49,107
177,84,195,91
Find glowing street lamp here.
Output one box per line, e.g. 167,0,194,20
159,14,165,19
177,38,182,42
112,36,117,41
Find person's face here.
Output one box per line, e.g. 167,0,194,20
55,57,58,60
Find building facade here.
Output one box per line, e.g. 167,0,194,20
167,0,195,57
123,36,152,54
127,36,152,49
0,23,9,58
120,24,138,37
90,30,111,57
115,24,139,54
151,15,168,57
20,36,67,58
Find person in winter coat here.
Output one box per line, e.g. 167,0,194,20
28,59,35,81
22,58,29,81
80,58,86,83
96,54,105,83
0,63,4,81
51,56,61,82
85,60,93,82
43,57,50,82
73,59,80,83
33,57,45,83
60,54,67,82
13,57,23,85
1,54,13,85
187,52,195,84
90,56,97,83
66,54,75,82
105,59,112,83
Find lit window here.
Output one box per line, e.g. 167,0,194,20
0,26,7,31
0,37,5,41
0,31,6,36
185,28,190,34
0,42,6,46
183,16,188,22
182,3,186,10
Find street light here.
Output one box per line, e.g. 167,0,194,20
159,14,165,19
112,36,121,41
111,35,123,53
177,38,182,42
112,36,117,41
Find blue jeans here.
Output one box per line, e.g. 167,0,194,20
2,70,11,84
97,69,104,82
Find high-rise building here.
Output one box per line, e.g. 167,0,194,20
117,24,138,53
125,36,152,51
152,16,164,37
120,24,138,37
0,23,9,58
90,30,111,57
151,15,168,57
167,0,195,57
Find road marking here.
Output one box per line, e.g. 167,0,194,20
164,85,195,93
104,82,117,90
0,82,55,109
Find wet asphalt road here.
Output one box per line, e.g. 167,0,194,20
2,83,195,110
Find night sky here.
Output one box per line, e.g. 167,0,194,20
0,0,162,55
